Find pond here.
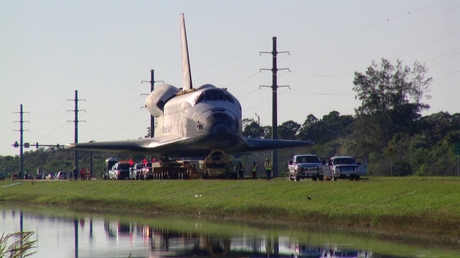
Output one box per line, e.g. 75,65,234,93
1,203,459,257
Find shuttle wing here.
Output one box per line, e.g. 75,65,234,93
226,137,313,154
241,137,313,152
65,135,190,156
66,135,313,158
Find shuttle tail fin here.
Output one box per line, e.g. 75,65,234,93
180,13,192,90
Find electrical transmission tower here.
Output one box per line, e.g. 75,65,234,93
67,90,86,174
260,37,290,178
13,104,29,178
141,69,164,138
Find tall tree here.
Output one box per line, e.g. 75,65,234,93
242,120,264,138
298,112,354,144
261,126,272,139
242,118,254,129
352,58,432,150
297,114,318,141
277,120,301,140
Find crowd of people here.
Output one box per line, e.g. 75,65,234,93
74,166,91,180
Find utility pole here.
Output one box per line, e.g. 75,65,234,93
89,150,93,179
149,70,154,138
454,142,460,177
260,37,290,178
141,69,164,138
67,90,85,176
141,70,164,163
148,70,155,138
13,104,29,178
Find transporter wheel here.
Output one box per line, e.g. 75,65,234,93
319,176,324,181
312,177,317,181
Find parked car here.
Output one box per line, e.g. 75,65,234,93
324,156,367,180
354,157,368,176
45,173,54,180
54,171,68,180
140,162,153,179
131,163,146,180
0,173,6,180
35,173,46,180
103,157,119,180
109,163,130,180
288,154,323,181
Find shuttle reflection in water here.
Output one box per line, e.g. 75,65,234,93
103,220,372,258
0,206,457,258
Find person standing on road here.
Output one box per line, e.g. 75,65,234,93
251,161,258,179
80,166,85,180
86,168,91,180
238,161,245,179
264,158,272,180
73,167,78,181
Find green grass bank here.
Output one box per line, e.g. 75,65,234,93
1,177,459,237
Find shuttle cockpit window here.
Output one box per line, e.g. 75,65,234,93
207,90,223,101
225,94,234,103
195,90,234,104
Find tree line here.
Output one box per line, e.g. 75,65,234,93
1,59,459,177
243,58,460,176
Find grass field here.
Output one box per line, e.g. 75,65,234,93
1,177,459,236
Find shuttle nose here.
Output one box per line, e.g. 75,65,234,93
211,122,231,134
204,110,238,137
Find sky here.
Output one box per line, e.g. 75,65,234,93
1,0,459,157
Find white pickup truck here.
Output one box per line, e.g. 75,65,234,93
321,156,367,181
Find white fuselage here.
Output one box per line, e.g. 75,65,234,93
148,84,242,143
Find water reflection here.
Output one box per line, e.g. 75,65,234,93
101,220,372,258
1,204,459,258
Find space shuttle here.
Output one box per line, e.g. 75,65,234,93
65,13,313,158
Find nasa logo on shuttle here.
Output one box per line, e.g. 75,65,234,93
197,121,203,130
